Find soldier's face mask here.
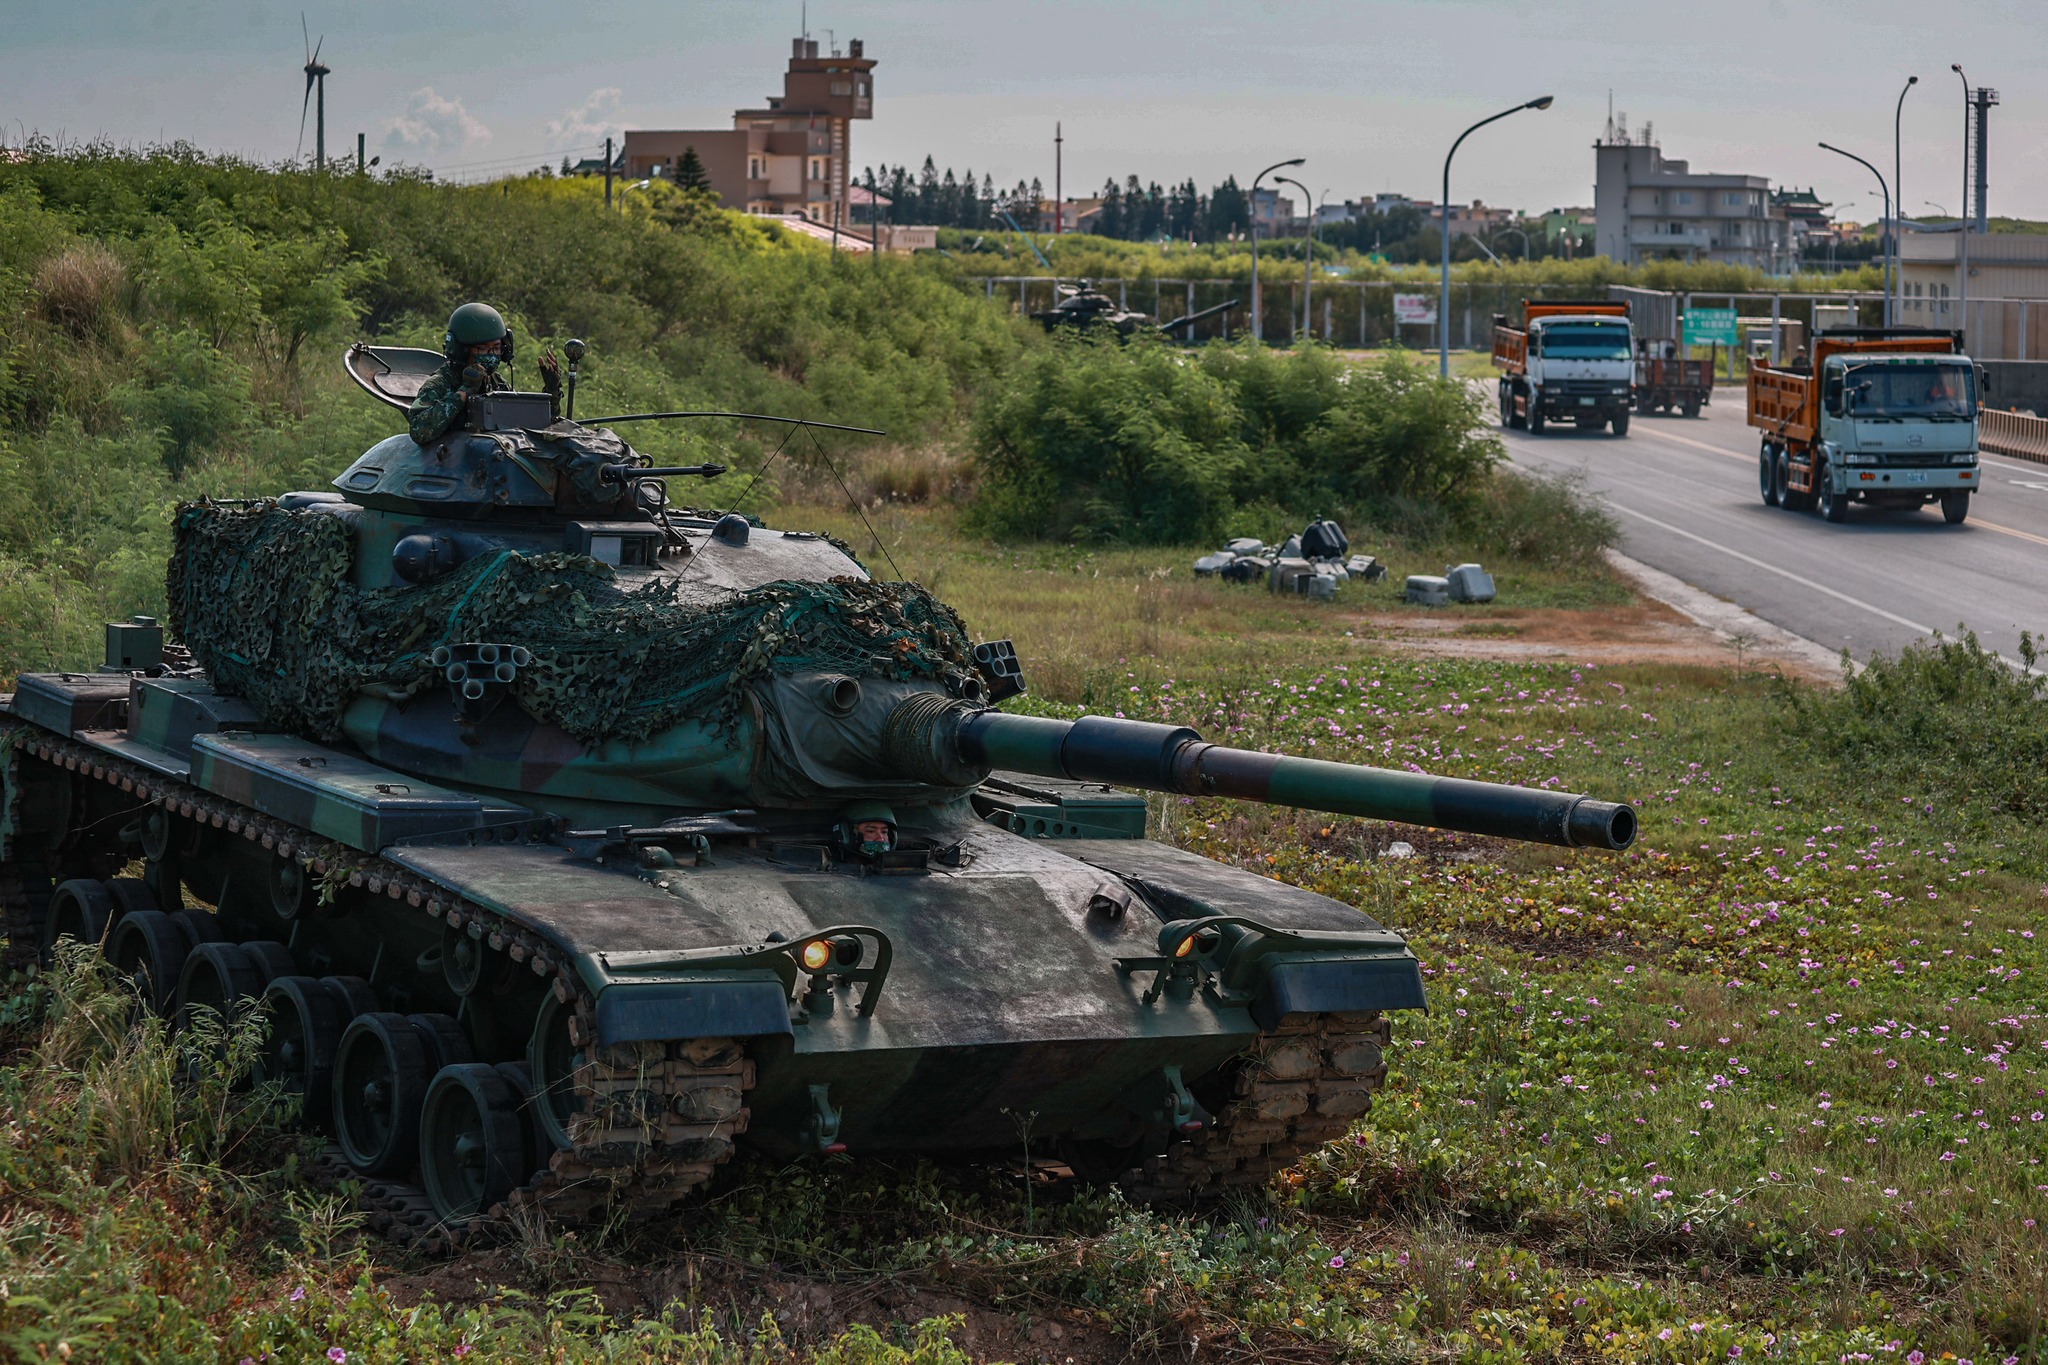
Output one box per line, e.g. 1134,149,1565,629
471,341,504,370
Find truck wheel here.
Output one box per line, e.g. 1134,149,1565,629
1772,449,1792,509
1611,411,1630,437
1499,383,1513,429
1760,446,1780,507
1682,398,1701,418
1817,462,1847,522
1941,490,1970,524
1528,407,1546,435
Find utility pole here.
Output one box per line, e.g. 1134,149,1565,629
1952,65,1970,332
604,135,614,210
357,132,365,173
1054,122,1063,236
1892,76,1917,327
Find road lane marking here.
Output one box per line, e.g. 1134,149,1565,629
1605,503,1935,634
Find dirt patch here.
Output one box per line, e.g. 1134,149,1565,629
1345,597,1836,683
380,1242,1135,1364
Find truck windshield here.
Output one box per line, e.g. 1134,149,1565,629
1540,324,1631,360
1842,363,1975,418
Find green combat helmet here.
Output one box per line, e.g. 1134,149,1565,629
835,800,898,858
443,301,512,366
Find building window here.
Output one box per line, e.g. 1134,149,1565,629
748,156,764,180
807,156,828,182
830,80,852,96
857,80,869,95
1676,191,1693,206
1724,191,1743,207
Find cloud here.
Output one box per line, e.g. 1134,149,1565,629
545,87,625,153
381,87,491,157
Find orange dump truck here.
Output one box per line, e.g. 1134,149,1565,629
1748,327,1980,525
1493,300,1635,436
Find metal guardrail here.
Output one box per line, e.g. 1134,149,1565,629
1981,408,2048,465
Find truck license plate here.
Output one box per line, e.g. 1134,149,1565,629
1904,472,1927,484
1578,397,1595,406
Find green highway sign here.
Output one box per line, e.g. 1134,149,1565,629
1684,307,1739,346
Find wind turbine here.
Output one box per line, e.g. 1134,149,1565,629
298,17,331,170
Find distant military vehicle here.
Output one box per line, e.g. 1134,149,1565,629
1032,281,1239,340
1,340,1634,1244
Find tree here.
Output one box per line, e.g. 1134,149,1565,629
675,146,710,191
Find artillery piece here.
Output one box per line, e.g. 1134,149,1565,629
0,340,1632,1239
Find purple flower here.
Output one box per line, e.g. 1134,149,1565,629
1328,1255,1345,1268
290,1287,306,1304
328,1351,347,1364
1907,1352,1925,1364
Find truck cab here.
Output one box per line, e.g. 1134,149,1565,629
1750,329,1980,524
1495,301,1635,436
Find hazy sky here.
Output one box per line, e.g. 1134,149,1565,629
7,0,2046,222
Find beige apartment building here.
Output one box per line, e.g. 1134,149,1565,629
621,37,875,229
1593,126,1794,271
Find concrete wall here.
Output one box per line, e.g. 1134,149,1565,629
1983,360,2048,415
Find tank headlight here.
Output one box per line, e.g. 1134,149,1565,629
801,939,834,971
1174,935,1197,959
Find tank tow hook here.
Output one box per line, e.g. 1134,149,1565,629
1127,1064,1209,1136
807,1083,847,1154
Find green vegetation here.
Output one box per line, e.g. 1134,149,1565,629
968,336,1603,557
0,145,1025,676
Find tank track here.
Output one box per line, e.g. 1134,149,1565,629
1,722,752,1247
1116,1011,1393,1204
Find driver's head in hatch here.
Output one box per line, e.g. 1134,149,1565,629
835,801,898,859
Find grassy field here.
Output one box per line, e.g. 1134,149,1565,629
5,511,2043,1363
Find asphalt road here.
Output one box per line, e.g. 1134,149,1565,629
1496,392,2048,665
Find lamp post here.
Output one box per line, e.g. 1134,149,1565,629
1951,64,1971,330
1250,157,1305,344
1441,96,1553,377
1819,142,1891,327
1892,75,1918,326
1499,226,1532,261
1276,174,1312,340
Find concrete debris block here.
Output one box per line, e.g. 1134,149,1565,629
1221,556,1266,583
1405,574,1451,606
1307,570,1339,601
1193,551,1234,577
1268,557,1315,594
1346,554,1387,583
1226,537,1265,555
1445,563,1497,603
1382,840,1417,859
1278,534,1303,559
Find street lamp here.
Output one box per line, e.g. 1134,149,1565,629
1893,75,1918,326
1441,96,1553,378
1819,142,1891,326
1952,64,1971,324
1276,174,1312,340
1498,226,1532,261
1250,156,1305,344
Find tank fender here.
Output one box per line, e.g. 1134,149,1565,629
593,975,794,1046
1120,915,1428,1029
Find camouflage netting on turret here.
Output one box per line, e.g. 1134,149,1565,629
166,502,978,745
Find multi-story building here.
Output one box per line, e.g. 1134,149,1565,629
1593,125,1795,271
621,37,874,230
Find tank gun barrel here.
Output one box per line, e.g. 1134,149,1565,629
1157,298,1241,336
884,700,1634,850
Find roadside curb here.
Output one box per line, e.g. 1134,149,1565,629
1603,548,1851,679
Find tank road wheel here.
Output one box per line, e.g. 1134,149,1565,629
441,922,488,998
1941,490,1971,525
104,878,158,919
527,990,585,1154
108,910,192,1014
492,1059,559,1173
174,942,267,1031
320,975,379,1021
267,854,318,923
1817,461,1848,523
1760,444,1781,507
44,879,117,955
419,1063,528,1224
240,940,297,987
257,975,347,1126
333,1012,433,1176
409,1012,475,1074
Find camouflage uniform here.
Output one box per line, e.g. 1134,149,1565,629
408,360,508,445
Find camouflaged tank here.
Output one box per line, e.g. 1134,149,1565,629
0,343,1637,1240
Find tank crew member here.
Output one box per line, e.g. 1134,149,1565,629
408,302,564,444
834,800,898,861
